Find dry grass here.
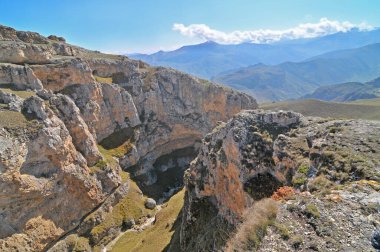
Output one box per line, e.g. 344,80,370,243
308,175,333,193
110,189,185,252
0,110,28,128
94,75,113,84
90,174,155,245
226,198,279,251
261,99,380,121
0,84,35,99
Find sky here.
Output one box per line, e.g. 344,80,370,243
1,0,380,54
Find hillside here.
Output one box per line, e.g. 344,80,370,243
181,110,380,251
303,77,380,102
0,24,257,251
2,23,380,252
260,99,380,120
214,43,380,102
130,28,380,79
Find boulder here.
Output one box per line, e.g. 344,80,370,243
145,198,157,209
0,90,23,111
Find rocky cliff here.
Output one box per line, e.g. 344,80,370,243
181,110,380,251
0,25,257,251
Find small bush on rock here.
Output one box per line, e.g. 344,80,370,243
225,198,278,251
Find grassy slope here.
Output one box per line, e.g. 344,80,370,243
111,189,184,252
93,75,113,84
0,110,29,128
0,84,35,99
348,98,380,105
0,86,40,129
261,99,380,121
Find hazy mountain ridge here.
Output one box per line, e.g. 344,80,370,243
303,77,380,102
213,43,380,102
130,28,380,79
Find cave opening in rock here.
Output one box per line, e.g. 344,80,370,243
134,146,198,202
244,173,282,200
99,127,135,149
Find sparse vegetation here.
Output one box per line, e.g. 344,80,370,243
0,110,41,133
298,164,309,174
111,189,185,252
261,99,380,121
292,175,307,187
271,186,295,201
64,234,91,252
94,159,107,169
272,222,290,240
290,235,303,249
0,84,35,99
94,75,113,84
304,204,320,218
226,198,279,251
90,177,155,245
308,175,333,193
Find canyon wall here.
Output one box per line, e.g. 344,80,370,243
0,25,257,251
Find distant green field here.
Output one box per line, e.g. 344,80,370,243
260,99,380,121
348,98,380,106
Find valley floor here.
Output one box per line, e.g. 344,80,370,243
108,189,184,252
261,99,380,121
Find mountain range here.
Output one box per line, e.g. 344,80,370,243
303,77,380,102
130,28,380,80
213,43,380,102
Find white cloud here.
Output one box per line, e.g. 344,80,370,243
173,18,373,44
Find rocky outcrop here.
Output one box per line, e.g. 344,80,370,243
0,42,53,64
119,67,256,185
0,90,23,111
0,24,257,251
30,58,95,92
180,110,380,251
49,94,102,166
0,25,49,44
0,97,108,249
0,63,43,90
61,82,141,142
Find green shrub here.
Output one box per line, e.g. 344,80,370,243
292,175,307,187
273,222,290,240
290,235,303,249
308,175,333,193
94,160,107,169
226,199,279,251
304,204,320,218
298,164,309,174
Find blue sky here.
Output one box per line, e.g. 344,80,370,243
1,0,379,53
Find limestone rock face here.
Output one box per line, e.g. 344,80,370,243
61,82,141,142
0,24,257,251
87,57,142,78
0,90,23,111
49,94,102,166
0,42,53,64
120,67,257,184
185,110,301,223
0,63,43,90
180,110,380,251
0,97,105,248
30,58,95,92
0,25,49,44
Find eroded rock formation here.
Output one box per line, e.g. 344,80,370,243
0,25,257,251
180,110,380,251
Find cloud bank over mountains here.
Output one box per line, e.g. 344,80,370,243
173,18,373,44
